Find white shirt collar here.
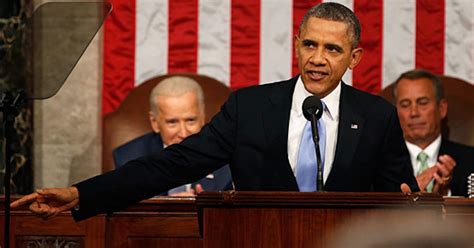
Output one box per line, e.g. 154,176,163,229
292,76,341,120
405,135,442,172
405,135,442,158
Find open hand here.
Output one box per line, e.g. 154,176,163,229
10,187,79,220
416,166,438,192
431,154,456,195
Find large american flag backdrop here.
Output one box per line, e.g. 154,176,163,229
102,0,474,115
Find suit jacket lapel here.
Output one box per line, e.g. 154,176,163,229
438,138,449,154
330,83,365,178
262,77,296,165
262,77,298,190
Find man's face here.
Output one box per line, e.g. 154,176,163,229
395,78,447,148
149,91,205,146
295,17,362,98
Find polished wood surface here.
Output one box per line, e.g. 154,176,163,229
106,197,202,248
1,194,473,248
0,208,106,248
444,197,474,243
1,196,200,248
196,192,445,248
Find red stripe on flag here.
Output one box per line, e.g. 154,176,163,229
416,0,445,74
230,0,261,89
168,0,198,73
353,0,383,94
292,0,321,77
102,0,136,115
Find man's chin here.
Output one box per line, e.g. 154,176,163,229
406,133,429,143
408,129,427,136
302,80,325,96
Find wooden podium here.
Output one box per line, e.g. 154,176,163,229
196,191,444,248
2,192,473,247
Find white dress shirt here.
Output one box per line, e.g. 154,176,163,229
405,135,442,176
288,76,341,183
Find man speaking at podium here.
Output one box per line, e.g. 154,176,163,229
11,2,418,221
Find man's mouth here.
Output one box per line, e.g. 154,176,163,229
408,123,426,129
306,71,328,81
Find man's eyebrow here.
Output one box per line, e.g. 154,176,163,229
325,43,344,52
301,39,316,45
416,97,430,101
301,39,345,52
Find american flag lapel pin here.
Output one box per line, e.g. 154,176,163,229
351,123,358,129
206,174,215,179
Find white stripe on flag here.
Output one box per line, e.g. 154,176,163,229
323,0,353,10
382,0,415,88
259,0,292,85
324,0,354,86
135,0,169,86
444,0,474,84
198,0,231,86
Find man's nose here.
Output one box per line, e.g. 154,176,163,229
309,48,326,65
177,122,190,138
409,104,420,117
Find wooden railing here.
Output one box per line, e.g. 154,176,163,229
0,192,472,248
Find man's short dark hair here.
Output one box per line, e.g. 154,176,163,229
299,2,361,49
393,69,445,102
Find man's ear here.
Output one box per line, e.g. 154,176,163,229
149,111,160,133
439,99,448,119
348,47,363,70
294,35,301,59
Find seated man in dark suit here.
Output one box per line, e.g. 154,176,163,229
394,69,474,196
113,76,233,195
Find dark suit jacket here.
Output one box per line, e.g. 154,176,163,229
112,132,233,194
439,139,474,197
113,132,164,168
73,76,418,221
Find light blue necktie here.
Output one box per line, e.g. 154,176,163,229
296,111,326,192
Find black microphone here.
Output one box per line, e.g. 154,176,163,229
302,96,324,191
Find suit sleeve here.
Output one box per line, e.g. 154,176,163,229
112,148,124,168
375,106,419,192
72,92,239,221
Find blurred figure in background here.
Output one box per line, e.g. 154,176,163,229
394,69,474,196
330,212,472,248
113,76,233,196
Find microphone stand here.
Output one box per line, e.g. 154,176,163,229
310,113,324,192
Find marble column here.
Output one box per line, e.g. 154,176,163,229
0,0,34,194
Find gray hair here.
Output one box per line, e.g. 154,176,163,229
393,69,445,102
298,2,361,49
149,76,205,114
